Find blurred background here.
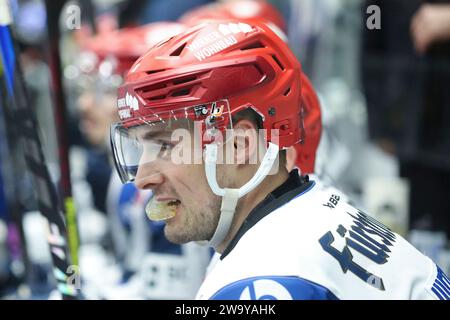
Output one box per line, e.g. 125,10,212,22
0,0,450,299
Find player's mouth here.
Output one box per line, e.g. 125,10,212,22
145,197,181,221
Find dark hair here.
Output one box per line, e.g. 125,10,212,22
232,107,263,130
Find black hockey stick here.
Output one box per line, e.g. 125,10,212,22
44,0,80,269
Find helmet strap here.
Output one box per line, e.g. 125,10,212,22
204,142,279,249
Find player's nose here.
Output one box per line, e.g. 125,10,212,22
134,163,164,191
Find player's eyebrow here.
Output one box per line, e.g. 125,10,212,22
142,130,170,140
139,129,172,141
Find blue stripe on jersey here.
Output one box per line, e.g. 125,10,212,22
293,181,316,200
210,275,338,300
432,265,450,300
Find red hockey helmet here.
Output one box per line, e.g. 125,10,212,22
295,74,322,174
111,20,303,184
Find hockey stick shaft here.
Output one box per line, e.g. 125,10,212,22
0,0,78,299
44,0,79,268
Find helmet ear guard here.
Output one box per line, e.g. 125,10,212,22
110,20,304,248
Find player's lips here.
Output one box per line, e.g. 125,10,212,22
156,196,179,201
155,196,181,205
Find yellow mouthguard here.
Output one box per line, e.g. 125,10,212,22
145,197,177,221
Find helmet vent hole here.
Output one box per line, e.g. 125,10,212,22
149,95,166,101
240,41,265,51
156,37,174,48
171,88,191,97
173,76,197,85
146,69,166,75
283,87,291,96
170,43,187,56
271,54,285,71
141,82,166,92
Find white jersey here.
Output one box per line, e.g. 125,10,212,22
307,173,350,204
196,174,450,300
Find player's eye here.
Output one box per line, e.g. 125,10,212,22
158,140,176,158
160,141,172,152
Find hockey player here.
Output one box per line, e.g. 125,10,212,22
110,20,450,299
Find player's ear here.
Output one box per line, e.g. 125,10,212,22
233,119,259,165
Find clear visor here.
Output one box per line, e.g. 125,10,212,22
110,100,232,184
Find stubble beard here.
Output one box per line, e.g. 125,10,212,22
164,193,222,244
164,165,234,244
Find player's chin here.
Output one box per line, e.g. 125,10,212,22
163,226,190,245
164,217,185,244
